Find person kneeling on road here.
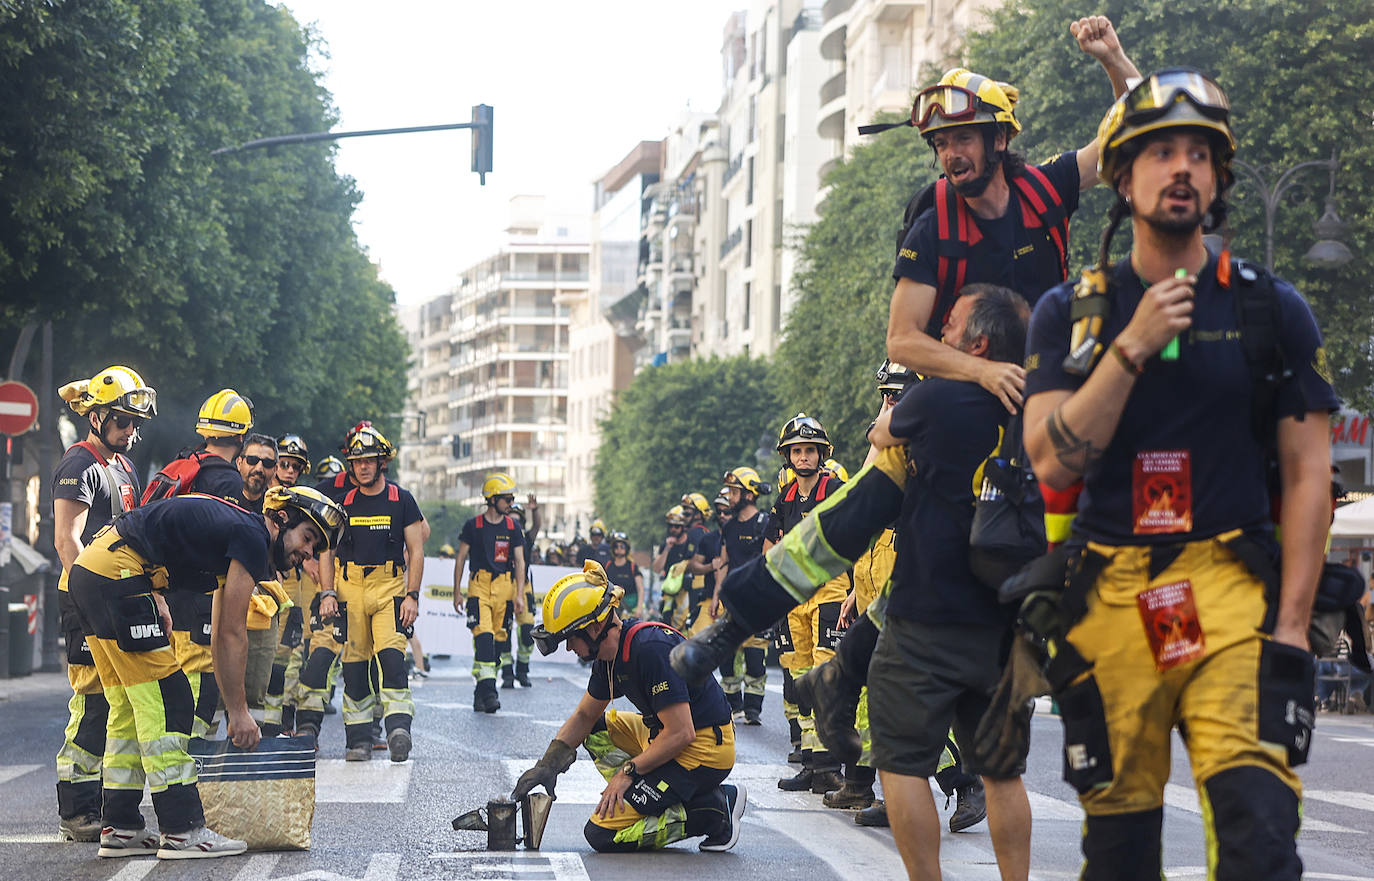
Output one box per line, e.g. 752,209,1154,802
512,561,746,853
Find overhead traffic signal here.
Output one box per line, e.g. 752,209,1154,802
471,104,493,185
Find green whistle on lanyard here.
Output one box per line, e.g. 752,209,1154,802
1160,267,1189,362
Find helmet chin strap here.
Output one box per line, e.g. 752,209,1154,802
270,523,290,571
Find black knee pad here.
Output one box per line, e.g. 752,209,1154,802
193,673,219,726
474,632,496,663
160,670,195,737
1204,766,1301,881
520,622,534,646
1081,808,1162,881
584,820,633,854
817,601,844,650
503,600,514,632
341,661,372,699
744,646,766,678
266,663,286,697
377,648,407,688
301,647,335,688
74,693,110,755
782,667,796,704
369,656,381,692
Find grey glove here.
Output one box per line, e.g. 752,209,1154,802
511,738,577,801
971,635,1049,778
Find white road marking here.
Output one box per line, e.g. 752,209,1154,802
1327,736,1374,748
0,764,41,785
1164,782,1362,835
0,833,61,843
231,852,400,881
109,862,158,881
428,851,589,881
315,759,412,803
1306,789,1374,812
1026,791,1085,821
503,759,608,804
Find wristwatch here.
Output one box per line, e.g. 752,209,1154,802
320,589,339,599
620,760,638,778
406,590,420,601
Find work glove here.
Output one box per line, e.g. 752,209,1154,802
511,738,577,801
971,635,1050,779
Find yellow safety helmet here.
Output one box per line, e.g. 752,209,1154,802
314,456,344,480
438,543,456,558
58,366,157,418
482,471,517,501
665,504,688,527
1096,67,1235,188
262,485,347,550
913,68,1021,139
530,561,624,655
681,493,711,522
589,518,607,537
722,466,770,498
344,426,394,460
197,389,254,438
776,413,833,460
823,459,849,482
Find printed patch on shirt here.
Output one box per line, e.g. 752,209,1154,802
118,484,136,511
1132,450,1192,534
493,538,510,563
1137,579,1205,671
1313,346,1333,385
650,681,669,696
898,248,918,261
1024,352,1040,372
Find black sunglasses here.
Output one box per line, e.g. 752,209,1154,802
242,455,277,469
110,413,145,429
278,459,304,470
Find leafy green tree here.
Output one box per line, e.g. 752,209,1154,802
595,356,779,550
966,0,1374,408
419,501,478,555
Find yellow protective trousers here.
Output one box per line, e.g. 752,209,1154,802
66,529,204,834
466,569,516,684
582,709,735,852
263,566,316,728
1062,532,1304,881
337,561,413,747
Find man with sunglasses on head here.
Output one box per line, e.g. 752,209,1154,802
236,434,278,514
882,17,1138,413
52,366,157,842
1022,69,1338,881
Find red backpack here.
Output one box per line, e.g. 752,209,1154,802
141,449,232,505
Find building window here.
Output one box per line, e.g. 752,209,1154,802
746,156,755,205
743,281,751,331
745,220,753,269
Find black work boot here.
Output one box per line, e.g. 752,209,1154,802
810,767,844,795
501,665,516,689
855,799,889,827
778,752,814,791
823,780,876,809
515,660,533,688
794,660,862,765
949,779,987,832
669,613,751,684
741,691,764,725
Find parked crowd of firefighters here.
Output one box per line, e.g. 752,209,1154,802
42,9,1346,878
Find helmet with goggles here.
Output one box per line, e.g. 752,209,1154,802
723,466,770,498
481,471,517,502
59,366,157,420
589,518,607,537
665,504,688,527
1097,68,1234,188
344,426,394,461
776,413,833,460
876,359,919,396
277,434,309,466
610,530,631,551
823,459,850,482
681,493,711,522
315,456,344,480
530,561,624,656
915,69,1020,140
262,485,347,550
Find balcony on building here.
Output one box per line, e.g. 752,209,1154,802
666,191,698,233
668,252,694,286
720,225,744,260
821,0,854,22
819,4,848,62
876,0,922,22
721,152,746,192
818,70,847,142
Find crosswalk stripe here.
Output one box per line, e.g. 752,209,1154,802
1305,789,1374,812
1164,782,1364,834
109,862,158,881
316,759,412,803
0,764,40,786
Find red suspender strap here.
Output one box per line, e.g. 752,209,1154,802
343,488,357,506
784,482,798,502
387,483,399,502
334,472,348,490
621,620,684,663
1013,166,1070,280
505,515,515,530
75,440,108,466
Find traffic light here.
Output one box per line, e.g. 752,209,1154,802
470,104,493,185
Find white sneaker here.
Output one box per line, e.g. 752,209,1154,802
156,825,247,859
98,826,160,858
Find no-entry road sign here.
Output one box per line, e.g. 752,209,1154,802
0,381,39,436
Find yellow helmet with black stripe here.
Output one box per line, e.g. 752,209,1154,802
197,389,254,438
914,69,1020,139
59,366,157,418
262,485,346,550
530,561,623,656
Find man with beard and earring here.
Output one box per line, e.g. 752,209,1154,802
882,17,1138,414
315,426,426,761
712,468,771,726
234,434,277,513
605,531,644,616
262,434,316,736
452,472,527,712
52,366,156,842
1022,69,1337,881
652,505,696,629
502,495,541,688
766,415,848,794
66,486,342,859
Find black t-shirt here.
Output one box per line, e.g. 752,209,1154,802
722,510,768,567
765,475,844,544
888,377,1009,626
188,455,245,507
458,513,526,577
663,529,698,569
587,617,732,732
893,152,1081,334
115,495,272,588
578,540,613,569
1025,253,1340,545
239,492,264,514
693,528,721,601
605,559,639,596
52,443,141,546
314,472,353,501
337,481,423,565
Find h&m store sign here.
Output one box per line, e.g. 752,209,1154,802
1332,410,1371,449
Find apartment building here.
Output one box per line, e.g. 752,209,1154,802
396,295,455,501
563,142,661,527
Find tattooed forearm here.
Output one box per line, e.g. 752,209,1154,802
1045,406,1103,474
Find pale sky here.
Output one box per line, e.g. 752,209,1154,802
279,0,746,305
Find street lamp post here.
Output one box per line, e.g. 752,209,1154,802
1228,149,1352,271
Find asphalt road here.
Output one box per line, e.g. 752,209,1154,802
2,650,1373,881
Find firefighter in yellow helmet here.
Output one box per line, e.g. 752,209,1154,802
579,517,613,568
452,472,527,713
652,504,695,628
512,562,746,853
315,456,344,481
313,426,427,761
713,467,772,725
65,484,341,858
260,433,317,737
884,19,1138,415
52,366,155,841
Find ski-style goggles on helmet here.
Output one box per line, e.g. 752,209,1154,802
1122,69,1229,126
